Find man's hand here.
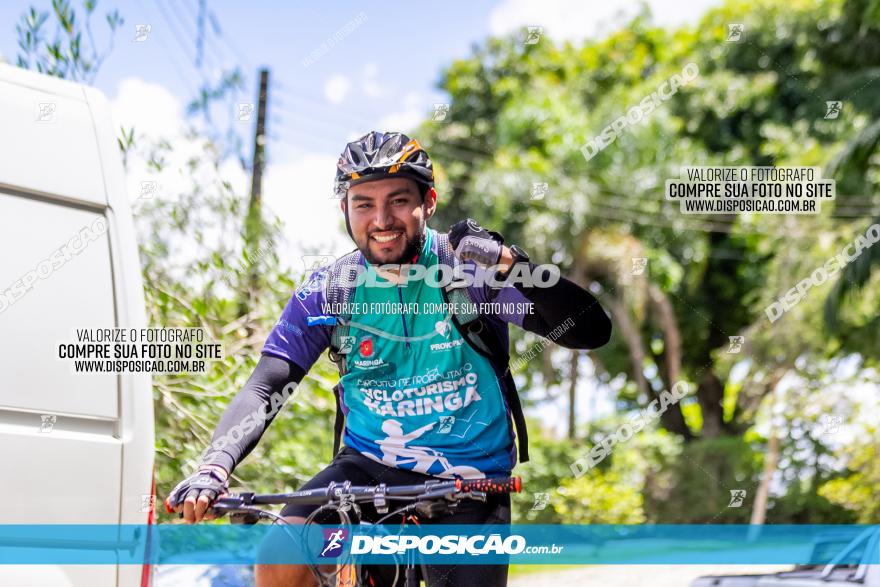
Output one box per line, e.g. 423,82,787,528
448,219,507,268
165,466,229,523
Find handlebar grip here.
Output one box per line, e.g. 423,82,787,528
455,477,521,494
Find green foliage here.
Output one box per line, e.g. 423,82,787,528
643,436,762,522
823,216,880,358
818,431,880,522
129,131,339,520
770,483,857,523
514,420,679,523
512,430,585,523
420,1,879,527
556,470,646,524
16,0,123,83
419,0,880,478
639,431,855,523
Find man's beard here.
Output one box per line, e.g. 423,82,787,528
360,228,425,265
342,203,426,265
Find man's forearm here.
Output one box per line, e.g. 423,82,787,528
508,261,612,349
200,354,306,474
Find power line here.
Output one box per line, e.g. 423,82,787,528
176,0,237,73
272,89,384,131
206,8,259,74
271,107,365,138
152,0,198,67
144,0,200,98
584,201,763,237
196,0,206,70
430,141,880,225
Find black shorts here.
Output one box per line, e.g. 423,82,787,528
280,446,511,586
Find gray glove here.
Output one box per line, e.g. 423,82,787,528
448,219,504,267
165,468,229,513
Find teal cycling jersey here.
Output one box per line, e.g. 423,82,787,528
339,229,514,478
264,228,524,478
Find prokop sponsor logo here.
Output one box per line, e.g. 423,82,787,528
464,236,493,255
430,338,464,352
350,534,562,555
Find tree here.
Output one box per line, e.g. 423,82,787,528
819,430,880,523
15,0,123,83
419,0,880,444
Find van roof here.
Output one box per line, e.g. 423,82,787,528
0,64,126,209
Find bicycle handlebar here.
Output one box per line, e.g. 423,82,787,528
455,477,521,494
206,476,521,515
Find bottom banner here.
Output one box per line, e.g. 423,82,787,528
0,525,877,566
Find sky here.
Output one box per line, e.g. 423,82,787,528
0,0,723,262
0,0,724,430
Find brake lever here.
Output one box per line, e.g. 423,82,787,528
414,500,453,519
458,490,487,503
176,506,231,521
208,502,264,523
229,511,262,525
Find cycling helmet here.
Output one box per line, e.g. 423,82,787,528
334,131,434,199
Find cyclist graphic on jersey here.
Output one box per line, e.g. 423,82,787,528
362,419,484,479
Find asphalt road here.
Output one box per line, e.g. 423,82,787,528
154,563,794,586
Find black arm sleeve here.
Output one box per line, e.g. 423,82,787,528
513,263,612,349
200,354,306,474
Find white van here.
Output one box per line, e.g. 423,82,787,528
0,63,155,586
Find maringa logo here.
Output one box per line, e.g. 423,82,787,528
359,337,374,357
320,528,349,558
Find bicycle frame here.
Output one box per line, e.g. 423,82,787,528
208,476,521,587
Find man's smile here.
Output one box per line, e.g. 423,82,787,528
371,230,404,244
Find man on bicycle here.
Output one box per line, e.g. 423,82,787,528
167,131,612,586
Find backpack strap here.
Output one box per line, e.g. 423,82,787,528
435,232,530,463
500,371,529,462
325,249,362,375
324,250,362,456
331,383,345,457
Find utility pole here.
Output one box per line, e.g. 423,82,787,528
249,68,269,211
239,68,270,323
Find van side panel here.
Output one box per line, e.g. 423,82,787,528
0,418,122,522
0,194,117,418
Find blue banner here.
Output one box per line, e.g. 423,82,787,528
0,525,877,565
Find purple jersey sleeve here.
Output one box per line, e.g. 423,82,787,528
466,263,535,327
261,268,332,371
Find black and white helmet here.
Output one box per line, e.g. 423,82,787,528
334,131,434,199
